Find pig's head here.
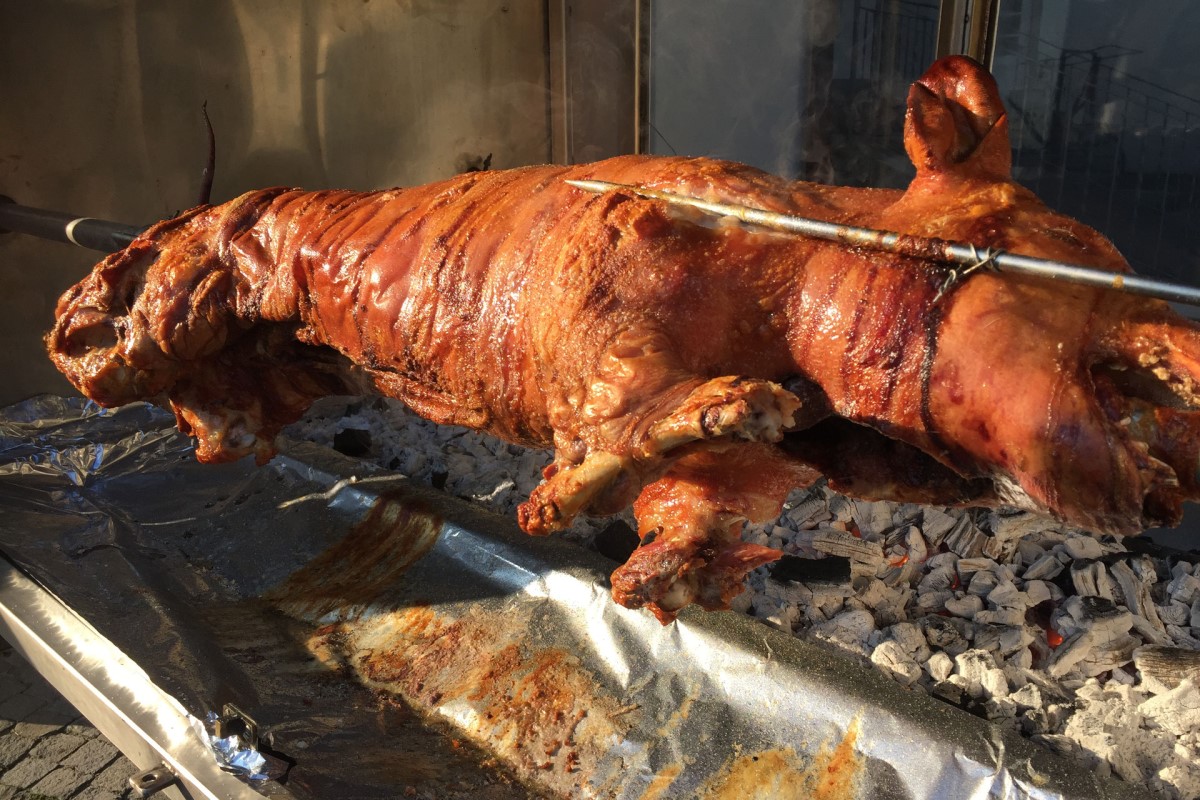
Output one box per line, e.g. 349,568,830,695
864,56,1200,535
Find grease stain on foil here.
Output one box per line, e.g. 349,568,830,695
292,600,635,797
700,720,863,800
270,486,442,621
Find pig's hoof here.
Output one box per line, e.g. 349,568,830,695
519,450,630,534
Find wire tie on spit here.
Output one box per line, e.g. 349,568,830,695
933,245,1002,304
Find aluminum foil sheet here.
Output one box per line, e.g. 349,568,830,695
0,395,1151,799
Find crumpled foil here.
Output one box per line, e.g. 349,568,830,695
198,712,269,780
0,395,1152,799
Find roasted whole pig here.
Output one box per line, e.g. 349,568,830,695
47,57,1200,622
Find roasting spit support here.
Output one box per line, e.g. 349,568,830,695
566,179,1200,308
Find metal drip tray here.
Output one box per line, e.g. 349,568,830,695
0,396,1147,799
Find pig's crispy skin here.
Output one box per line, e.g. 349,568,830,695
47,57,1200,622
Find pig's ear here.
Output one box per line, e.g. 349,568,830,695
903,55,1012,180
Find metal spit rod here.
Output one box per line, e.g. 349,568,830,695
0,196,143,253
566,178,1200,308
6,182,1200,309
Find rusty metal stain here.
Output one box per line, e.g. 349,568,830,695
296,601,635,798
269,487,442,621
697,720,863,800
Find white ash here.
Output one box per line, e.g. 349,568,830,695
287,397,1200,800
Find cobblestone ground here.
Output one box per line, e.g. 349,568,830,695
0,639,137,799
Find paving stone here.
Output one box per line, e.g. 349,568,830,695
30,764,87,798
10,718,67,741
0,755,58,790
0,675,30,709
62,718,100,739
71,755,137,799
28,733,86,763
0,691,49,726
0,734,35,770
36,697,82,726
61,737,122,772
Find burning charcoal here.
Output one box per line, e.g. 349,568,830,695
888,622,931,663
983,697,1017,721
770,554,851,586
918,507,959,546
916,590,954,613
919,615,970,657
944,518,988,559
981,536,1013,562
1069,560,1115,600
944,594,983,619
1024,580,1052,607
1016,538,1046,567
851,499,894,538
1008,681,1046,710
1128,553,1161,584
1008,646,1034,669
931,679,966,707
975,609,1025,628
760,604,800,633
967,569,1000,598
972,624,1004,653
870,640,922,686
827,495,853,525
1167,624,1200,649
878,537,921,587
917,565,956,594
924,551,958,572
1133,645,1200,695
1047,630,1095,678
855,577,888,607
986,579,1027,610
1156,600,1191,628
1168,572,1200,606
954,649,1008,699
1109,560,1166,634
785,492,827,526
812,607,875,653
1075,633,1137,678
1022,553,1064,582
1130,613,1174,646
926,651,954,682
1060,596,1133,642
956,557,995,576
985,509,1053,543
1062,536,1104,561
1031,734,1083,760
1139,679,1200,736
810,529,883,571
1109,665,1136,685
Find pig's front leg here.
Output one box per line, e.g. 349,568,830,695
517,331,821,535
